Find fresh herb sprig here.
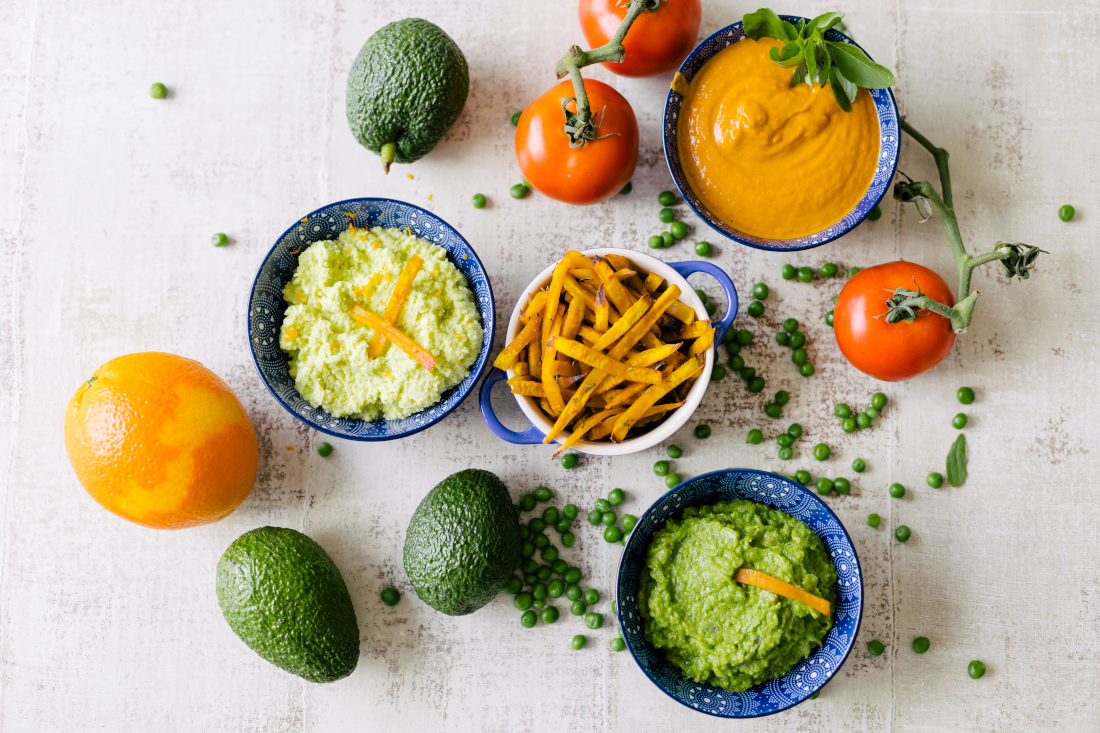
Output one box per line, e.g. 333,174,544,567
742,8,895,112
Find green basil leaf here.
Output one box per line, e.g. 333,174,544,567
771,42,806,68
805,38,818,86
946,434,968,487
790,66,807,87
782,20,799,40
806,11,846,35
744,8,791,41
817,41,832,85
829,68,852,111
831,64,858,102
829,41,897,88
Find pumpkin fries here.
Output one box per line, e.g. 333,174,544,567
491,251,714,454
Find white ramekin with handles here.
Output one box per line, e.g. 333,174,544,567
479,248,738,456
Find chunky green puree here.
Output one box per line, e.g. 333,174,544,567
638,500,837,692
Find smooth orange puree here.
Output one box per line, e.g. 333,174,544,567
678,38,879,239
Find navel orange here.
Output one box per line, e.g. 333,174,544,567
64,352,259,529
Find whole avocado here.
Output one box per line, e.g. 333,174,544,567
346,18,469,172
403,469,521,616
216,527,359,683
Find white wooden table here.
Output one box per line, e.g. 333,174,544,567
2,0,1097,730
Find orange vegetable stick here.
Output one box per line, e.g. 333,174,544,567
596,343,682,395
666,300,696,325
546,360,578,377
550,408,627,459
543,304,567,414
643,273,664,294
610,356,701,441
678,320,713,340
493,316,540,370
603,381,649,408
734,568,831,617
592,257,633,314
570,267,598,281
350,305,435,372
563,274,598,312
592,295,651,352
562,290,586,340
588,402,682,440
594,285,610,333
512,361,530,377
550,338,662,384
524,290,549,318
528,326,542,379
543,260,569,346
508,378,545,397
562,250,593,270
689,326,716,356
367,254,423,358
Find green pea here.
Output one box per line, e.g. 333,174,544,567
842,418,857,433
572,635,587,650
653,460,669,477
570,601,585,616
555,518,571,533
566,583,583,601
775,332,789,346
149,82,168,99
510,183,529,199
622,514,637,532
541,545,559,562
820,262,839,278
619,181,632,195
584,589,600,605
729,354,745,371
660,231,674,247
868,640,885,656
833,477,851,494
594,498,610,514
585,612,604,629
1058,204,1075,222
529,518,546,533
380,587,401,606
665,473,682,488
787,423,803,439
871,392,887,410
659,208,675,224
735,329,753,346
788,331,806,349
957,386,976,404
693,288,708,304
797,266,814,283
514,592,534,611
867,204,882,221
472,193,487,209
587,509,603,525
610,637,626,652
816,477,833,495
561,453,578,469
600,511,616,527
791,348,807,366
666,444,683,459
968,660,986,679
809,691,819,700
710,365,727,382
834,403,851,419
211,232,229,247
562,503,578,520
547,579,564,598
855,413,872,429
848,266,861,279
825,310,834,327
520,609,537,627
533,598,545,609
658,190,676,206
912,636,930,654
504,577,523,595
927,472,944,488
521,541,535,558
511,111,522,125
536,564,552,580
865,406,879,419
524,573,538,585
867,513,881,527
694,424,711,439
316,441,333,457
764,403,782,419
670,221,687,239
778,447,793,461
607,488,625,506
552,559,568,574
813,443,831,461
520,493,537,512
781,264,797,280
747,429,763,444
783,318,799,333
543,507,559,525
889,483,905,499
721,327,736,343
952,413,968,429
852,458,866,473
603,525,622,544
563,568,582,586
694,240,712,256
740,366,756,380
799,363,815,377
522,558,538,575
777,433,793,448
560,532,575,549
795,470,811,485
895,525,911,542
746,377,766,393
541,606,559,624
747,301,765,318
704,301,717,316
648,235,664,249
774,390,790,405
612,601,616,615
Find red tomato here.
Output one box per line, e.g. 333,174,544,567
516,79,638,205
834,261,957,382
579,0,701,77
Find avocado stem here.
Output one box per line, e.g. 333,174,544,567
380,142,396,174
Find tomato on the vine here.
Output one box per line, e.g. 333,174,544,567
578,0,701,77
515,79,638,205
833,262,956,381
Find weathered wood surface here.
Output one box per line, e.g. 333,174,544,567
1,0,1097,730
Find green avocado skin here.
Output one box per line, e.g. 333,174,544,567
346,18,469,165
216,527,360,683
404,469,521,616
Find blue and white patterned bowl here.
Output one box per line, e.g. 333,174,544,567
247,198,495,441
616,469,863,718
663,18,900,251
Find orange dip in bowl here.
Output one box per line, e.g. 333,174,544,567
677,37,879,240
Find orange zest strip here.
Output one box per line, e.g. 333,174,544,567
350,305,435,372
734,568,831,617
367,255,423,358
493,316,539,370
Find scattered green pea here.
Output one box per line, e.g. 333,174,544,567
380,587,401,606
694,240,712,256
570,600,587,616
788,331,806,349
764,403,782,418
952,413,968,429
957,386,976,404
787,423,803,439
149,82,168,99
816,478,833,495
833,477,851,494
730,354,745,371
825,310,834,327
622,514,637,532
587,509,603,525
778,447,793,460
572,634,587,650
855,413,872,429
809,691,820,700
747,301,765,318
927,472,944,488
740,366,756,380
212,232,229,247
552,559,568,574
775,332,789,346
659,208,675,224
782,318,798,333
520,609,537,627
852,458,866,473
775,390,790,405
747,376,766,393
522,559,538,575
842,418,857,433
541,546,559,562
315,441,333,458
563,567,582,584
585,612,604,629
1058,204,1075,222
820,262,839,278
868,640,885,656
865,406,879,419
563,503,578,520
532,598,544,609
566,584,582,601
795,470,811,485
619,181,632,195
511,111,522,125
799,363,815,377
710,365,727,381
604,525,622,543
871,392,887,410
648,235,663,249
543,506,559,525
600,512,616,527
704,301,717,315
867,513,881,527
658,190,676,206
541,606,559,624
889,483,905,499
912,637,930,654
694,424,711,439
660,231,674,247
895,525,911,542
608,488,625,506
610,637,626,652
797,266,814,283
514,592,534,611
782,264,797,280
510,183,529,199
834,403,851,419
791,348,807,366
594,498,610,513
777,433,793,448
670,221,687,239
968,660,986,679
653,460,669,477
813,443,831,461
561,531,576,547
520,493,537,512
666,445,683,459
504,577,523,595
735,329,753,346
848,266,861,279
547,579,564,598
529,518,546,533
665,473,682,488
694,288,708,304
472,193,487,209
584,589,600,605
561,453,578,469
747,429,763,444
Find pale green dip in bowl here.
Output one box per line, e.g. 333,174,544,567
638,500,837,692
279,226,483,421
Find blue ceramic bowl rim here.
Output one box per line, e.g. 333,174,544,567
662,18,900,252
246,197,495,441
616,468,864,718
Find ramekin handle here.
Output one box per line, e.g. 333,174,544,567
479,368,546,445
668,261,739,345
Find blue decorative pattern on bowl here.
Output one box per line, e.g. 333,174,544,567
663,18,900,251
247,198,495,441
616,469,863,718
